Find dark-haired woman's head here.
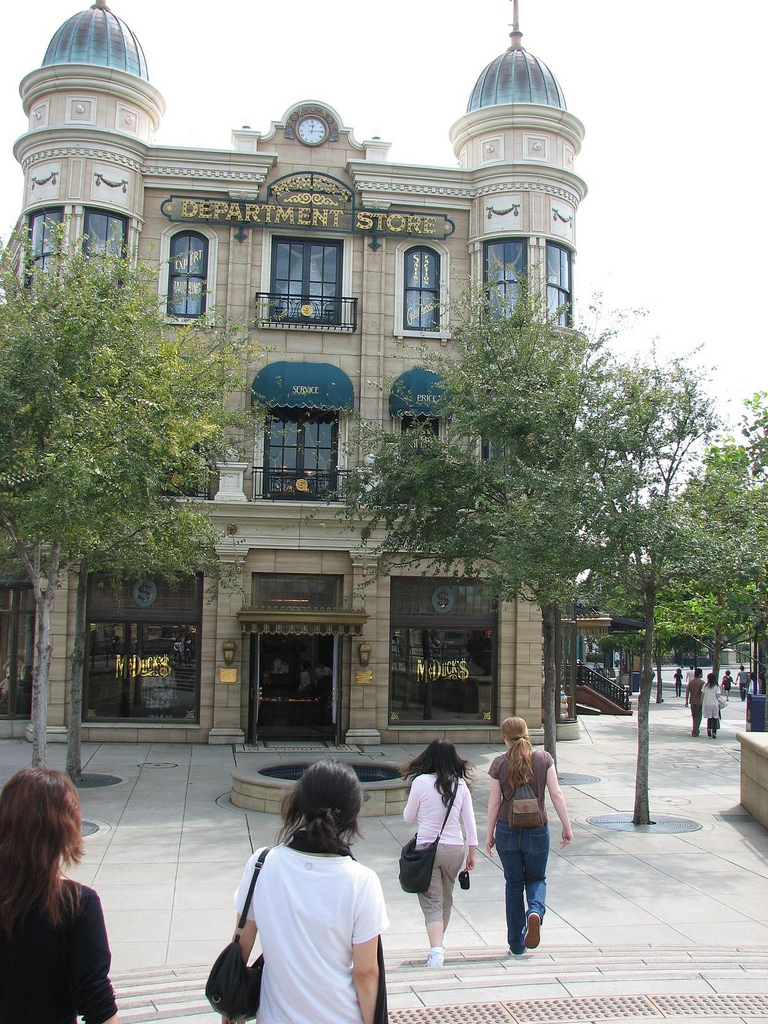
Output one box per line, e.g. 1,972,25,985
278,759,362,852
400,739,471,805
706,672,717,686
0,767,83,937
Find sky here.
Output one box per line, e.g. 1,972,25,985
0,0,764,431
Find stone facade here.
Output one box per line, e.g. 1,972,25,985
4,4,587,747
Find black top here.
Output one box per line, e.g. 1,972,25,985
0,882,117,1024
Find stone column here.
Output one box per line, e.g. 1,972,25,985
207,553,246,744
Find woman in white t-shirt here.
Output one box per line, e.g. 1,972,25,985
229,760,389,1024
401,740,478,969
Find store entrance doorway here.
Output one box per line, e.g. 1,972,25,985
250,633,339,741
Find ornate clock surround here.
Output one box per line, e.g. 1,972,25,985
284,104,339,144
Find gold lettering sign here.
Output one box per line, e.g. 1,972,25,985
163,194,454,239
115,654,172,680
416,658,470,682
355,669,373,685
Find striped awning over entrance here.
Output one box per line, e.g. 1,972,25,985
238,608,368,636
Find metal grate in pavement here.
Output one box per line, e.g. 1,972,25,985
557,774,600,786
653,993,768,1016
390,1006,514,1024
586,813,702,833
75,773,122,788
81,821,99,837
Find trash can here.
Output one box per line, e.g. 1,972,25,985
631,671,640,693
746,693,766,732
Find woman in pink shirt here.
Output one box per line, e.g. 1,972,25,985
401,740,478,968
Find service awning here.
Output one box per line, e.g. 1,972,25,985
252,361,354,411
238,607,368,637
388,368,449,418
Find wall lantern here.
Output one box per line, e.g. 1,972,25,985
358,642,371,667
222,639,237,665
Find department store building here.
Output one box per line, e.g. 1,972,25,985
1,1,587,747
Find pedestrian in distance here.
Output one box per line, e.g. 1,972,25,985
720,670,733,696
401,739,478,968
229,760,388,1024
736,664,749,701
701,672,722,738
674,667,683,697
485,717,573,957
685,667,705,736
0,767,119,1024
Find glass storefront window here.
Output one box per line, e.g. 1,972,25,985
0,587,34,718
389,579,496,725
84,576,201,722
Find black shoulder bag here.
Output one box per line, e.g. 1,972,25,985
399,782,458,894
205,847,270,1021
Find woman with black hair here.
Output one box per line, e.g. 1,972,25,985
401,739,478,968
229,759,388,1024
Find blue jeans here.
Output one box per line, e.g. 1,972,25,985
495,821,549,953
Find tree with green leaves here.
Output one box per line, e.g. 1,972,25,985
345,286,605,758
0,232,254,770
588,353,719,823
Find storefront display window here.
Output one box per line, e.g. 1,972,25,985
389,579,496,725
0,587,34,718
84,576,201,721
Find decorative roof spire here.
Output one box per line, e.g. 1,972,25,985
92,0,109,8
509,0,524,50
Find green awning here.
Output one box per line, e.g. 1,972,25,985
389,368,448,418
252,361,354,411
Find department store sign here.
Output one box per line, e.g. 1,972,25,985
161,172,454,239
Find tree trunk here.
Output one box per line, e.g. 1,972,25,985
712,624,722,682
654,648,664,703
66,562,89,781
29,541,63,768
541,601,558,765
633,591,655,825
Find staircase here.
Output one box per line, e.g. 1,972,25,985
112,945,768,1022
575,664,633,716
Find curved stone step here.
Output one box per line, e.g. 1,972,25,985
111,946,768,1023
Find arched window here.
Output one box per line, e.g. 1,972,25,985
29,208,63,272
484,239,527,316
83,209,127,256
546,243,572,326
403,247,440,331
168,232,209,317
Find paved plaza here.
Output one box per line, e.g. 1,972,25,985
2,674,767,1022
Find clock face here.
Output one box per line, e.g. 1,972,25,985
297,116,328,146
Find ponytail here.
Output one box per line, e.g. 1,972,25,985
501,717,533,789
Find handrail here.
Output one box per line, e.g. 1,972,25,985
254,292,358,331
253,467,350,501
576,663,632,711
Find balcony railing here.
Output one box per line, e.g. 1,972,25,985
254,292,358,332
253,467,351,501
575,662,632,711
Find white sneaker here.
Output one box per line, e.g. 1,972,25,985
426,948,444,968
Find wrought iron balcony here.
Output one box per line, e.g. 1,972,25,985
253,467,351,502
254,292,358,332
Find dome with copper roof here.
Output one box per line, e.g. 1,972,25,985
467,3,565,113
42,0,149,81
